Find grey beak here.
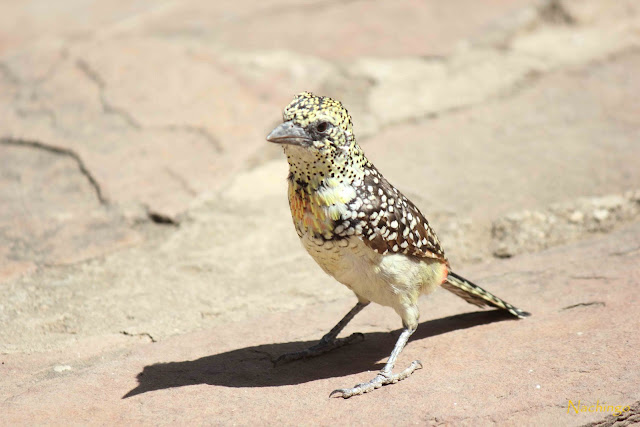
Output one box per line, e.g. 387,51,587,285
266,121,311,146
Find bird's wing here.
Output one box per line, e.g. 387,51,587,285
354,165,448,264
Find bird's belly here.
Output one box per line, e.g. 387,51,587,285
299,234,445,309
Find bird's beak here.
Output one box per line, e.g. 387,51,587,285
266,121,311,146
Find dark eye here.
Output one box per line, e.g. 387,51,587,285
316,122,328,133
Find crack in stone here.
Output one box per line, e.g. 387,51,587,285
350,57,544,142
102,100,142,129
164,167,197,196
75,58,105,89
0,137,108,205
75,58,141,129
346,35,546,138
561,301,606,311
76,58,225,153
364,45,638,141
120,330,157,343
161,124,223,153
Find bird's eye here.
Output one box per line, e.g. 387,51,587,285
316,122,328,133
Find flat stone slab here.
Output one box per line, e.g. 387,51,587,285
1,1,640,425
0,140,140,282
2,223,638,425
122,0,535,59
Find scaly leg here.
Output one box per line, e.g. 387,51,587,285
329,325,422,398
274,301,370,365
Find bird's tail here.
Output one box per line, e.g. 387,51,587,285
442,271,530,318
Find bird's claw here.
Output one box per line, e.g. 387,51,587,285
329,360,423,399
273,332,365,366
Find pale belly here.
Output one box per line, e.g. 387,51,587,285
299,232,446,314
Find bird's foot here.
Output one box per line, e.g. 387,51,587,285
329,360,422,399
273,332,364,366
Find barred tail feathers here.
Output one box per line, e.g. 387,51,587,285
442,271,530,319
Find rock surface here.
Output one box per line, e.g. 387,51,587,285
1,0,639,425
1,224,639,425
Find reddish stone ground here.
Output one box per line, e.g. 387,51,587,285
2,224,639,425
1,0,639,425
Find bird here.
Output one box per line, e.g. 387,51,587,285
266,91,530,398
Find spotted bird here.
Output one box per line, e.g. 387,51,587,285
267,92,530,398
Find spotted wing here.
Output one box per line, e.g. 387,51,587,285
354,166,448,263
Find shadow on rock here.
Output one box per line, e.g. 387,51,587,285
123,310,515,398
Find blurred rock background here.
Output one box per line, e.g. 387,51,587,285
1,0,639,424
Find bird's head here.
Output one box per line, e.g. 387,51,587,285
267,92,355,154
267,92,367,186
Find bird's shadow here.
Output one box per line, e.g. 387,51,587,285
123,310,515,398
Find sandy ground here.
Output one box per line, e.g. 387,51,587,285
1,0,639,425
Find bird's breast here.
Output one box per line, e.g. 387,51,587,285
287,179,355,237
288,187,333,236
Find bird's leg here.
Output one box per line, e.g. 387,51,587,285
274,301,369,365
329,325,422,398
